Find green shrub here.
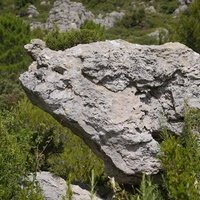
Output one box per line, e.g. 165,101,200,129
4,97,105,185
174,0,200,53
46,21,105,50
158,108,200,199
130,108,200,200
0,14,31,69
11,97,68,172
0,14,32,109
116,7,146,29
0,110,43,199
73,0,124,14
47,129,105,183
157,1,178,14
132,174,163,200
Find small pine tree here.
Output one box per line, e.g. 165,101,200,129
174,0,200,53
46,21,105,50
0,110,43,199
0,14,32,109
158,108,200,199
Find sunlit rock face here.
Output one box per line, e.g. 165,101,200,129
20,39,200,185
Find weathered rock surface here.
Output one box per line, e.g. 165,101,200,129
35,171,102,200
20,39,200,185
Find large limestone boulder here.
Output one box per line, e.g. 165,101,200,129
20,39,200,185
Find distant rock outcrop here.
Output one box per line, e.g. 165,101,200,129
174,0,194,14
20,39,200,185
46,0,94,31
46,0,124,32
27,4,39,18
147,28,169,42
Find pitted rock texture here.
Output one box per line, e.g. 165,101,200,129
20,39,200,185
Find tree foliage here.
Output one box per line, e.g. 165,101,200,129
174,0,200,53
0,14,31,69
47,129,105,183
46,21,105,50
0,97,105,193
0,14,31,109
116,7,146,29
0,109,43,199
0,0,36,14
158,108,200,199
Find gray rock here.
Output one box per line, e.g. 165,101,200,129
24,39,46,60
20,39,200,185
148,28,169,42
94,11,125,29
36,172,66,200
35,171,102,200
45,0,124,32
178,0,194,5
40,1,50,5
174,0,194,14
145,6,156,13
173,5,188,14
30,22,45,31
46,0,94,32
27,4,39,18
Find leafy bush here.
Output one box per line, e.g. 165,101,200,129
116,7,146,29
0,97,105,186
46,21,105,50
15,0,37,9
0,14,31,69
127,108,200,200
0,14,32,109
10,98,68,172
132,174,163,200
158,108,200,199
73,0,124,14
0,110,43,199
174,0,200,53
156,0,178,14
47,129,105,183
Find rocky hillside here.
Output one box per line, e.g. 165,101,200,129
0,0,196,46
4,0,194,44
